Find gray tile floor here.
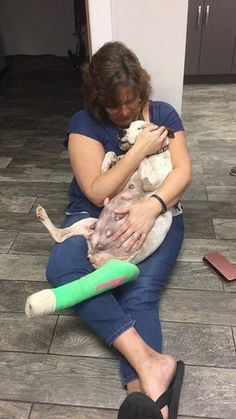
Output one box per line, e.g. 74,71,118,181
0,57,236,418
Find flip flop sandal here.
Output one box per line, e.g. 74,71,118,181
117,360,185,419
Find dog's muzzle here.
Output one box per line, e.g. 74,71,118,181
117,128,131,150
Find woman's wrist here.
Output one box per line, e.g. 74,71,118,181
149,194,168,214
126,143,146,166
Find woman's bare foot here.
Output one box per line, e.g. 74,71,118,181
139,353,176,419
113,328,176,419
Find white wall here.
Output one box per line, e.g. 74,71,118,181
0,0,76,56
87,0,188,113
87,0,112,54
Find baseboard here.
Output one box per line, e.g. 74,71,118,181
184,74,236,84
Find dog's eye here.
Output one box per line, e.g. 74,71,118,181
137,127,142,130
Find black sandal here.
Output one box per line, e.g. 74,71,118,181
118,360,185,419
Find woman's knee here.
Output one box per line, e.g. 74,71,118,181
46,235,92,286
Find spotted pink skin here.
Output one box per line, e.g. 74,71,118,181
87,188,142,267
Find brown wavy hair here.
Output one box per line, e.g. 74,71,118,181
82,41,151,122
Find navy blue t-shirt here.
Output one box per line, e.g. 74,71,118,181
65,101,184,217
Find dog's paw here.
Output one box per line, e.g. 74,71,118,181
36,205,47,221
101,152,118,172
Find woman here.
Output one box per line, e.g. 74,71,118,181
46,41,192,419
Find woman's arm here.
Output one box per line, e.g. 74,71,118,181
149,130,192,211
113,131,192,249
68,125,168,206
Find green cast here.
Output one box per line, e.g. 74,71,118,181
52,259,139,311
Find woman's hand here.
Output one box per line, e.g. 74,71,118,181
133,125,168,158
113,199,160,251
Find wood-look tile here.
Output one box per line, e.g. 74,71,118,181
0,133,27,148
2,116,40,130
183,217,215,239
0,195,36,213
0,212,62,234
0,401,31,419
0,157,12,168
162,322,236,368
206,186,236,203
50,316,236,368
30,404,118,419
228,101,236,114
7,157,61,170
178,417,204,419
37,116,69,131
203,163,236,185
183,122,236,141
182,100,230,116
183,112,233,128
5,55,76,72
0,181,69,196
0,313,57,352
33,193,68,214
0,280,48,312
47,170,73,183
182,200,236,219
10,232,53,255
60,150,68,159
0,230,17,253
181,184,207,201
0,254,48,281
167,261,223,291
179,365,236,418
0,352,125,408
199,138,236,157
178,238,236,262
50,316,115,358
223,280,236,293
213,218,236,240
233,327,236,345
160,288,236,326
0,167,52,182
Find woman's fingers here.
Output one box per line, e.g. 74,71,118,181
124,232,146,252
113,225,134,246
135,233,146,250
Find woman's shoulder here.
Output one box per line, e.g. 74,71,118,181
150,100,177,115
150,100,184,131
69,109,97,127
68,109,103,137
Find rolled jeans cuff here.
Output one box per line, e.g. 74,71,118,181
106,319,135,347
122,372,139,387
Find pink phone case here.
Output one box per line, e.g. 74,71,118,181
203,251,236,282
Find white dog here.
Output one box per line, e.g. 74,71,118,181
36,121,173,268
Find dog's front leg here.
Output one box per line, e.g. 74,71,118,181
36,206,97,243
101,152,122,173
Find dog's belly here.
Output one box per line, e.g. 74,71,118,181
87,211,172,268
86,186,172,268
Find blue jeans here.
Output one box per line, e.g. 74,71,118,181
46,213,184,386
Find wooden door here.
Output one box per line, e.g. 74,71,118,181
184,0,205,75
199,0,236,74
232,47,236,74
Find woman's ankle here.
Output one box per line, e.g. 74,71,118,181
139,354,176,400
127,378,142,394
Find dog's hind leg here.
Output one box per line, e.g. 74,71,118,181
36,205,96,243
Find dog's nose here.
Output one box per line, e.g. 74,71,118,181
118,128,126,139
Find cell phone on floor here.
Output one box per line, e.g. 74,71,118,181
203,251,236,282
